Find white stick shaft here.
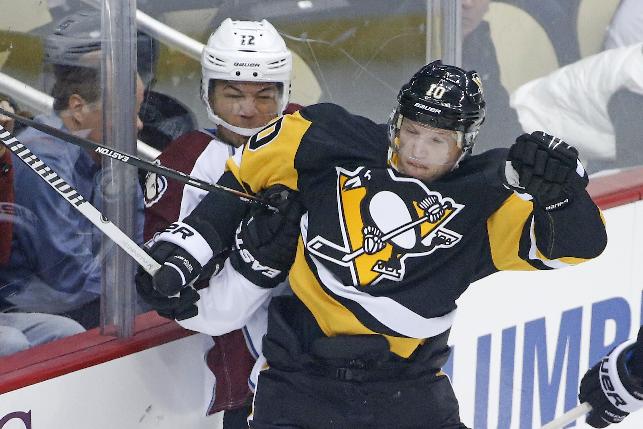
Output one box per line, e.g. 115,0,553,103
540,403,592,429
0,127,160,276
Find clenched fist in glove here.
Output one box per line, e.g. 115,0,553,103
579,325,643,427
141,221,224,297
230,185,305,288
136,268,201,321
504,131,589,211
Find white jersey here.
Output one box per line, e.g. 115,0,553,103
178,135,236,220
177,258,286,359
176,134,285,369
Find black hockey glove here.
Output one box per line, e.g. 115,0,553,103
504,131,589,211
146,221,224,296
135,266,200,321
579,326,643,427
230,185,305,288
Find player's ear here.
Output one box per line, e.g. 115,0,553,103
67,93,87,123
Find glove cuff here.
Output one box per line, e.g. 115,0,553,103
603,338,643,413
156,222,218,267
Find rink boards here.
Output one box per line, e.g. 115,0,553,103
1,168,643,429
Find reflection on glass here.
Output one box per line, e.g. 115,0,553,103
0,0,638,360
462,0,642,175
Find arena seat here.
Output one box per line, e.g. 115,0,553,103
484,2,559,94
577,0,621,58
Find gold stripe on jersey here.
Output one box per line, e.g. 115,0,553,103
289,238,425,358
224,111,312,194
487,194,538,271
488,193,595,270
338,174,393,286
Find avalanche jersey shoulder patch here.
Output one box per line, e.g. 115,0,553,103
143,159,168,208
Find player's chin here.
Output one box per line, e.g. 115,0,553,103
399,161,443,182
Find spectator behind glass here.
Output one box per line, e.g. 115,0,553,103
141,18,298,428
135,31,198,152
461,0,523,153
511,0,643,174
600,0,643,173
31,3,195,152
0,10,146,330
0,94,84,358
511,43,643,173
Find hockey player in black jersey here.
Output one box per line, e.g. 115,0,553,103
136,60,611,428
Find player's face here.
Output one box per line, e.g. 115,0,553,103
68,75,145,146
396,118,462,182
82,76,145,145
211,81,281,147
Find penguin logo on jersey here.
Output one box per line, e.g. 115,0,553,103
307,166,464,285
143,160,168,208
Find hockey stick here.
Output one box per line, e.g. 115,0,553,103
0,107,275,210
0,124,160,275
308,201,453,263
342,212,437,262
540,402,592,429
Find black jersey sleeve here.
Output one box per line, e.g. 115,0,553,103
224,104,389,195
182,170,249,251
481,149,607,272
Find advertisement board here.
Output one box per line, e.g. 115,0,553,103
1,202,641,429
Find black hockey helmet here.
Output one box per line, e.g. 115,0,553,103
388,60,486,169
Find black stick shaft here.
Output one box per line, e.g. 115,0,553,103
0,107,274,209
0,125,160,275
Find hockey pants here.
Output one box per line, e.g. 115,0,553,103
249,296,470,429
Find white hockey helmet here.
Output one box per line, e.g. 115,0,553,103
201,18,292,136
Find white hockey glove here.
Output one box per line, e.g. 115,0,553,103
418,195,445,223
504,131,589,211
145,221,224,296
579,326,643,427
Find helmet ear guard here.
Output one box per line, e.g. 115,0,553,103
201,18,292,135
386,108,402,169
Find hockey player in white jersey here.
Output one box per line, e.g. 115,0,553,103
139,18,295,427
